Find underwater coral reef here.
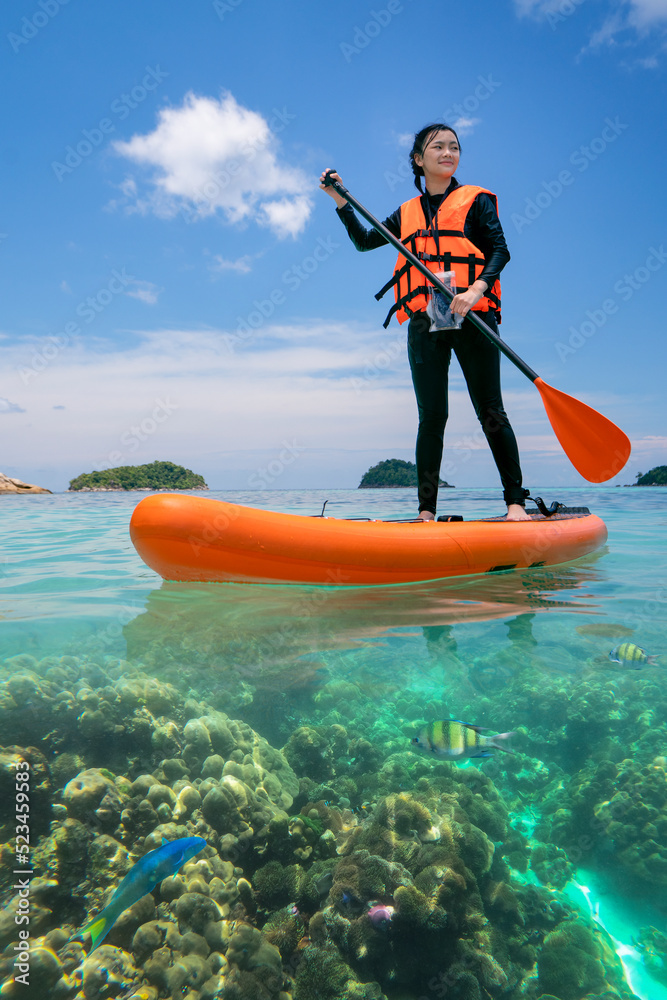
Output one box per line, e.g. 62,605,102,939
1,630,661,1000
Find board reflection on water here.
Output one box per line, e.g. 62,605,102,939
123,553,605,747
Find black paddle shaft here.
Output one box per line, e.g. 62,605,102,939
323,172,539,383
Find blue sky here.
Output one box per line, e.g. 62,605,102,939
1,0,666,494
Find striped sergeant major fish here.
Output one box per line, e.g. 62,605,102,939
609,643,658,668
82,836,206,952
411,719,515,761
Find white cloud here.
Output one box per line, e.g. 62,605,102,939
5,321,612,492
112,91,312,239
630,434,667,452
5,314,656,493
104,177,139,215
0,397,25,414
584,10,626,50
209,254,255,275
627,0,667,28
0,323,410,488
125,280,162,305
516,0,667,54
60,280,72,294
514,0,569,17
579,2,667,59
258,196,312,239
451,116,481,137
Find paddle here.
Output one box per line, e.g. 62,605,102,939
323,171,631,483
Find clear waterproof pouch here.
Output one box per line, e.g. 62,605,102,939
425,270,463,331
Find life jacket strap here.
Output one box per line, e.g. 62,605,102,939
376,251,486,298
381,283,500,328
375,261,409,301
381,285,432,328
413,228,465,239
419,251,485,265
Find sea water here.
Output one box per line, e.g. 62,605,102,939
1,486,666,999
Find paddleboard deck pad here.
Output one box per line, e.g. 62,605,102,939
129,494,608,586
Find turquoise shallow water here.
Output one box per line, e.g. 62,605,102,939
2,487,666,664
1,486,666,999
2,485,665,636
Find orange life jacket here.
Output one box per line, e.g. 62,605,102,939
375,185,502,328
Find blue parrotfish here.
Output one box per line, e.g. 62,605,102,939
411,719,515,760
82,836,206,952
609,642,658,668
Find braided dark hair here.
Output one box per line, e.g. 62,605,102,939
410,123,461,192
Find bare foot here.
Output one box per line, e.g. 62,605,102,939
506,504,531,521
418,511,435,521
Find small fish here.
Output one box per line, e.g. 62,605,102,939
338,889,364,916
367,904,394,929
608,643,658,668
353,802,372,816
314,870,334,898
82,836,206,952
411,720,515,761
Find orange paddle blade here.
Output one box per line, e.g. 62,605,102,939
534,377,631,483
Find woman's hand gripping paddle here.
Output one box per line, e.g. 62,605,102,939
323,171,631,483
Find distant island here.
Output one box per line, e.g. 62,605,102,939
68,461,208,492
626,466,667,486
359,458,453,489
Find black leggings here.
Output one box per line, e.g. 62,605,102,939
407,310,527,515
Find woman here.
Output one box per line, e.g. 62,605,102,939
320,123,530,521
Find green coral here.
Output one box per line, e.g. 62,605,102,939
293,943,385,1000
252,861,300,910
262,906,305,960
593,759,667,884
290,813,324,837
224,924,283,998
530,841,575,889
393,883,433,926
635,925,667,985
282,726,335,782
391,793,432,839
330,849,411,913
536,922,609,999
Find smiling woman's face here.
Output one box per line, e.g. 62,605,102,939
413,129,460,190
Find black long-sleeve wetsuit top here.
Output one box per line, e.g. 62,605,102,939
335,176,510,305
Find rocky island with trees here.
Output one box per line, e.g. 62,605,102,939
359,458,453,489
68,461,208,492
629,466,667,486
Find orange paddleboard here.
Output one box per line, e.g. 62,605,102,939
129,494,608,586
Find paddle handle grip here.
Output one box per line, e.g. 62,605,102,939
325,173,539,383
